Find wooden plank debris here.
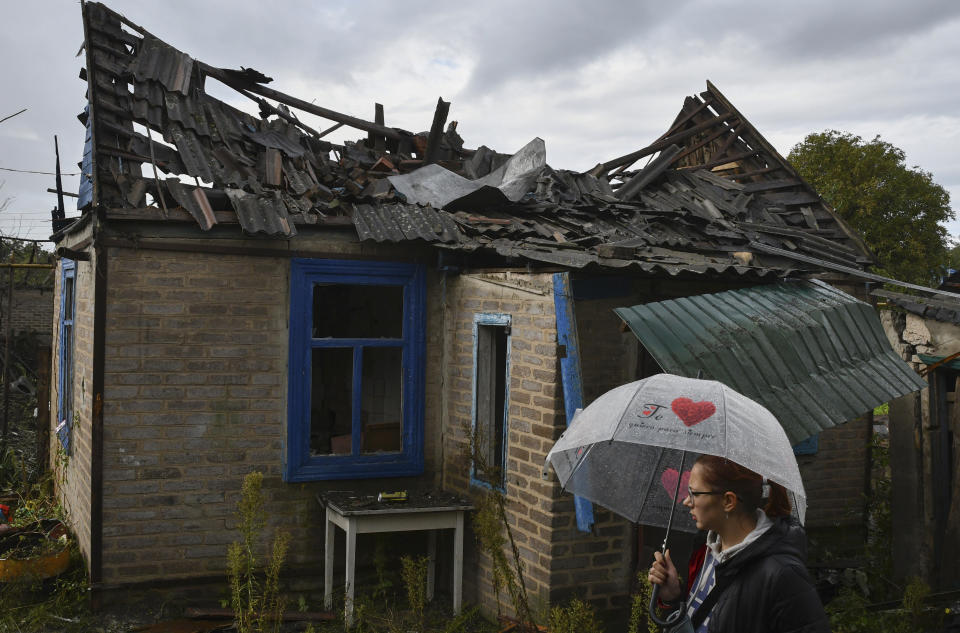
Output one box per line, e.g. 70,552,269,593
424,97,451,164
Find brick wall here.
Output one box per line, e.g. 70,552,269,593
548,294,639,611
53,246,878,599
0,287,56,336
56,245,445,585
99,249,291,582
797,417,871,529
52,255,95,565
441,272,564,617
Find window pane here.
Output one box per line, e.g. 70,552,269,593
312,284,403,338
64,277,75,320
62,324,74,422
361,347,403,454
475,324,508,485
310,348,354,456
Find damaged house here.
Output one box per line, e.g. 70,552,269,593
873,283,960,591
52,1,925,614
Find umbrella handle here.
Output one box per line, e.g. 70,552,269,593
649,583,685,628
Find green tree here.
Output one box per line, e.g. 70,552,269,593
788,131,953,286
0,239,54,289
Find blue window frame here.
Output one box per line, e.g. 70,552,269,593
470,313,511,490
57,259,76,452
285,259,426,482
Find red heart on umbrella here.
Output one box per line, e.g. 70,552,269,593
671,398,716,426
661,468,691,503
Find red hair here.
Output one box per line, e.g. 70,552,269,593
695,455,791,518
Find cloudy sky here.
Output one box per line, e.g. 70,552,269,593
1,0,959,243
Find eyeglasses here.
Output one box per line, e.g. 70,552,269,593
687,487,723,498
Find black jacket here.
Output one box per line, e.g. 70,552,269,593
697,516,829,633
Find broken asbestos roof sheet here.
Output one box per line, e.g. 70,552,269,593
76,2,873,279
873,289,960,325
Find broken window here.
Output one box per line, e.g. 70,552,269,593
471,314,511,489
285,259,425,482
57,259,76,452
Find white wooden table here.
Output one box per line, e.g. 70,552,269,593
319,492,473,627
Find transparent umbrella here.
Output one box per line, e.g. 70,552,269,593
544,373,807,533
544,374,807,627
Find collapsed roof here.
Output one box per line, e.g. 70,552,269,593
73,2,874,279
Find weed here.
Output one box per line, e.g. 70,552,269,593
827,576,942,632
547,598,602,633
443,605,487,633
627,573,660,633
373,535,396,601
825,435,944,632
0,540,90,632
466,421,536,630
226,471,290,633
401,554,430,632
864,433,894,599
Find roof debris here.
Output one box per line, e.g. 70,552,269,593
76,2,873,278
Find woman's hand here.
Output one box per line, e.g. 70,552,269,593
648,549,682,602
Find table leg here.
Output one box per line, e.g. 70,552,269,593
324,508,334,610
453,511,464,615
427,530,437,602
344,519,357,628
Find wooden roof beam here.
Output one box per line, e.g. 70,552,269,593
202,63,408,142
601,111,737,173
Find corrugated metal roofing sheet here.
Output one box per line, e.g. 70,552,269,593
614,279,927,444
165,179,217,231
225,189,296,237
352,202,462,244
126,37,193,94
873,289,960,325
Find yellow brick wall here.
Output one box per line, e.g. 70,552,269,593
52,255,95,566
88,246,443,584
441,272,563,616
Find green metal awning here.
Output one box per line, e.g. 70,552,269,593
614,279,927,444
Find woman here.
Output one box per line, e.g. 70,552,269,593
648,455,829,633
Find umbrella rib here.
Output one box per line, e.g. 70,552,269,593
719,380,728,458
608,381,649,445
561,441,599,495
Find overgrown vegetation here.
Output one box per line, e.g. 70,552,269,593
0,330,52,492
312,576,494,633
0,440,89,632
547,598,603,633
828,576,942,633
227,470,291,633
824,435,944,632
400,554,429,632
0,239,55,289
0,543,90,633
627,573,660,633
466,421,536,631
